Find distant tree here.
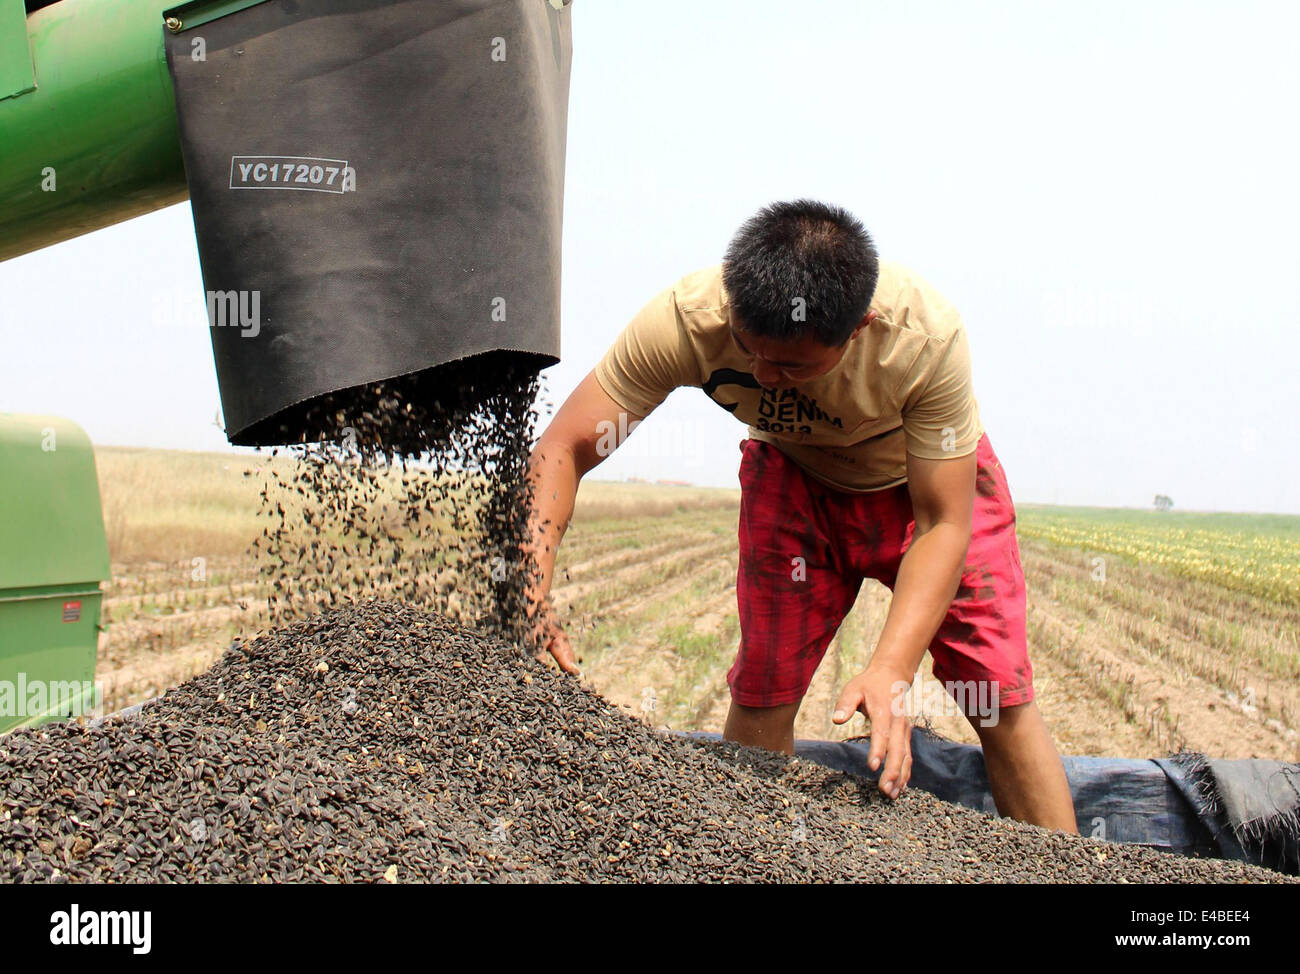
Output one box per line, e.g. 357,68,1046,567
1153,494,1174,511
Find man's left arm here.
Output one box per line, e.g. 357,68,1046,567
832,319,981,798
873,450,975,682
874,320,980,681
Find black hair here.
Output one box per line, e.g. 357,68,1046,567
721,199,879,346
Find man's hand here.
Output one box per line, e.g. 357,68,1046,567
530,602,580,676
525,585,582,676
832,664,914,799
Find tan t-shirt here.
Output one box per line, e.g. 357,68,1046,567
593,260,984,493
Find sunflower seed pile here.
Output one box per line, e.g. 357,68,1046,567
1,601,1290,883
251,356,543,652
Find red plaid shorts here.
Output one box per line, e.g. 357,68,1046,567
726,432,1034,712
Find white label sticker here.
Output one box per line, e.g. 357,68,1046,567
229,155,353,193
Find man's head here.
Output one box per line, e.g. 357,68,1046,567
722,199,879,389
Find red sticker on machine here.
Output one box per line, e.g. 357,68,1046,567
62,600,81,623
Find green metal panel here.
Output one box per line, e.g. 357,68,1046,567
0,0,36,100
0,415,109,734
0,415,110,591
0,595,101,734
0,0,188,261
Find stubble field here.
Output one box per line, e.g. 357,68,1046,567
92,446,1299,763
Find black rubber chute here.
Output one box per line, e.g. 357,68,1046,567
163,0,573,445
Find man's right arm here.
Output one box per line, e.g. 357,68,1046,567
524,279,695,672
523,369,646,674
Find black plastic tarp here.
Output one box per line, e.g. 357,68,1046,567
164,0,572,444
690,729,1300,874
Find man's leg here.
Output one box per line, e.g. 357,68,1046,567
970,701,1078,831
925,434,1078,832
724,440,858,751
724,700,802,755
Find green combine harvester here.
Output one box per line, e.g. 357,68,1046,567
0,416,109,733
0,0,183,731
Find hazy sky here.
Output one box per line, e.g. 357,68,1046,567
2,0,1297,513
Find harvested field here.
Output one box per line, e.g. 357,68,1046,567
557,503,1300,761
0,601,1291,884
91,455,1300,764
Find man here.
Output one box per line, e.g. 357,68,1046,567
524,199,1077,831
